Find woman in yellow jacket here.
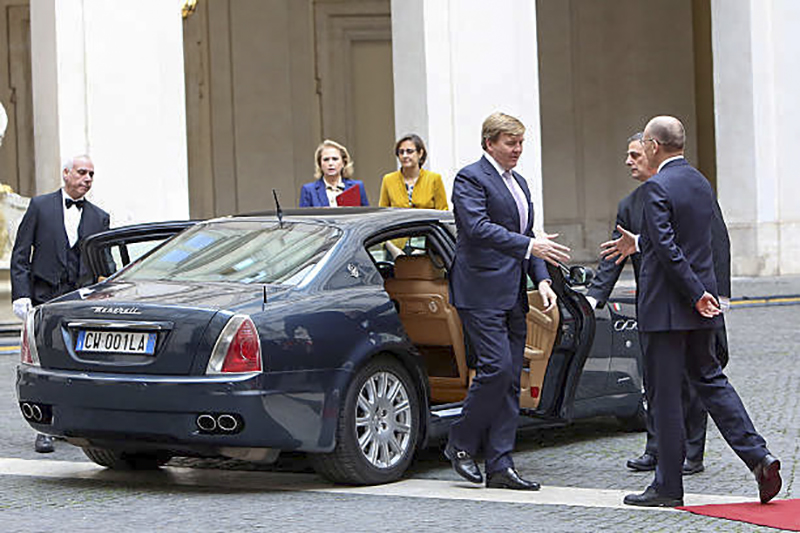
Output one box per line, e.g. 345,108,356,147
379,134,448,210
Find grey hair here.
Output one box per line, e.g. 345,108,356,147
645,116,685,150
627,132,643,144
62,154,91,173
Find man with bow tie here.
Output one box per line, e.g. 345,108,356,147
11,154,110,453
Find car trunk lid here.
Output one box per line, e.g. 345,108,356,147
34,281,270,375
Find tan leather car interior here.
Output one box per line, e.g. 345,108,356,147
384,254,560,407
519,290,560,409
384,255,469,402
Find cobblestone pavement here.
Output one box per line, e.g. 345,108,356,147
0,277,798,532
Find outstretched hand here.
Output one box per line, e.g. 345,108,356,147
600,225,637,265
530,233,571,267
695,291,721,318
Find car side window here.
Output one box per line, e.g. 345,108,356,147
365,230,452,284
108,239,170,273
325,247,383,290
366,234,433,280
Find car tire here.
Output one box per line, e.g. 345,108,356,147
82,447,172,470
311,355,420,485
617,394,647,432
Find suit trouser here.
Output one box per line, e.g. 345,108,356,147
449,303,527,474
642,329,769,498
639,325,727,463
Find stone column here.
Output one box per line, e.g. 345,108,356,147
391,0,545,231
30,0,189,225
711,0,800,275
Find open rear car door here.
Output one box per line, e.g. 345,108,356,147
82,221,198,280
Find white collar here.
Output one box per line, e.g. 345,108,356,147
657,155,685,173
483,151,514,178
322,177,344,190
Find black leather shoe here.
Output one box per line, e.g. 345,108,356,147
443,442,482,484
682,459,705,475
485,467,540,491
626,452,656,471
753,454,781,504
34,434,54,454
623,486,683,507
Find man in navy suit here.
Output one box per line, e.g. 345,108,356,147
11,154,110,453
617,116,780,507
589,133,732,476
444,112,570,490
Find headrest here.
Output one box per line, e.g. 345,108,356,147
393,255,442,280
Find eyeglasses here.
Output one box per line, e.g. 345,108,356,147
397,148,417,155
75,168,95,177
640,137,659,146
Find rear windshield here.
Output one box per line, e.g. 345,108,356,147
116,220,341,285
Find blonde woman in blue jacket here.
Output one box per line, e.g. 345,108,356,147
300,140,369,207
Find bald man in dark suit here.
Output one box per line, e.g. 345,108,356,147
613,116,780,507
589,133,732,477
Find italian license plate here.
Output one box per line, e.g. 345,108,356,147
75,330,157,355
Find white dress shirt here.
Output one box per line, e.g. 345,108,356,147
323,178,345,207
62,189,84,248
657,154,685,173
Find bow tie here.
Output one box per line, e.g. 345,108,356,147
326,184,345,192
65,198,85,210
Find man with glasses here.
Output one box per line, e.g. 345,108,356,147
11,154,110,453
589,132,732,478
605,116,780,507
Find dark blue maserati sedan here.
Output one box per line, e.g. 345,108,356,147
17,208,643,485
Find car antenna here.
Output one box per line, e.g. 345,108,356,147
262,284,268,311
272,188,284,228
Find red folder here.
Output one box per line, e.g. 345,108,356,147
336,184,362,206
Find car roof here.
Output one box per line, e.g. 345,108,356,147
218,207,454,230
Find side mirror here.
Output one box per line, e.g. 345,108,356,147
568,265,594,287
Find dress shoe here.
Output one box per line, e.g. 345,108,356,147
682,459,705,475
485,467,540,491
626,452,656,472
443,442,482,484
34,434,54,454
753,454,781,504
623,486,683,507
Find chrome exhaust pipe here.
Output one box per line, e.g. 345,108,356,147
196,414,217,432
217,414,238,432
21,403,33,420
31,404,43,422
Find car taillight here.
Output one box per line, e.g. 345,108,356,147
206,315,262,374
20,309,40,366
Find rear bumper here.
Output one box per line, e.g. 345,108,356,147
16,364,350,454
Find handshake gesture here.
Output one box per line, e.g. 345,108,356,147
530,233,571,267
599,225,637,265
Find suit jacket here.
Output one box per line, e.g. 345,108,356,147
378,169,448,210
450,156,550,311
11,190,110,304
298,178,370,207
637,159,722,332
588,181,731,306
